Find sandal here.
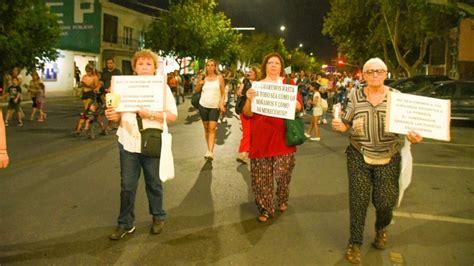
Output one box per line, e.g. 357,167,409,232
345,243,361,264
257,212,270,223
279,203,288,212
372,228,387,250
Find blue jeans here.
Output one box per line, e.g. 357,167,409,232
117,144,166,229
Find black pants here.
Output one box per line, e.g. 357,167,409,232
346,145,401,245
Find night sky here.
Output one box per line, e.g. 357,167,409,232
216,0,337,62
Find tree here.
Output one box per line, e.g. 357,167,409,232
145,0,241,69
323,0,459,77
239,32,289,66
0,0,60,78
287,49,321,73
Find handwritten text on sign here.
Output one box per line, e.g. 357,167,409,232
112,75,165,112
251,82,298,120
386,92,451,141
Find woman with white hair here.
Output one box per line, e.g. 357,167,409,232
332,58,423,264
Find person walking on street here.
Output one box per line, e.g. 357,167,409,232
81,64,100,109
235,64,260,163
4,77,23,127
105,49,178,240
332,58,423,264
101,58,122,93
243,52,303,222
194,59,225,161
26,71,42,121
35,83,47,122
305,82,322,141
101,58,122,130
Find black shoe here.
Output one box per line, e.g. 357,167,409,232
151,219,164,234
109,225,136,240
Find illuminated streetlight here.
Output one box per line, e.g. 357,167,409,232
310,52,314,56
299,43,303,48
280,25,286,32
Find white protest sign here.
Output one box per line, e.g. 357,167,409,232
112,75,165,112
386,92,451,141
251,81,297,120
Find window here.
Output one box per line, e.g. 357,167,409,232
138,31,145,49
433,83,456,97
123,26,133,46
103,14,118,43
459,83,474,97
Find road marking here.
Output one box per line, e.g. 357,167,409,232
414,163,474,171
421,142,474,147
394,211,474,225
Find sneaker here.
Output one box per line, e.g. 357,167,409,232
18,121,23,127
150,218,164,234
100,129,108,135
310,137,321,141
207,152,214,161
236,152,248,164
109,225,136,240
372,228,387,250
345,243,361,264
304,133,310,138
204,151,214,161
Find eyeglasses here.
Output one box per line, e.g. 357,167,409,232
364,69,386,75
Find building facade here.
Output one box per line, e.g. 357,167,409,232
38,0,165,95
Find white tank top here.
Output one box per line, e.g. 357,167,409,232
199,79,221,108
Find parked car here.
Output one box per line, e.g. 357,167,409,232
384,78,397,85
388,75,452,93
415,80,474,121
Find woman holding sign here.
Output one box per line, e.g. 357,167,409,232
105,49,178,240
332,58,422,264
243,52,303,223
194,59,226,161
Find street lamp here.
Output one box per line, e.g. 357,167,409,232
280,25,286,32
310,52,314,56
299,43,303,48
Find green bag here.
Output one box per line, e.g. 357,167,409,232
137,115,162,157
285,112,306,146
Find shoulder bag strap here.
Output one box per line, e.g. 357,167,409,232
162,62,168,133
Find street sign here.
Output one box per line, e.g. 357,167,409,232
44,0,101,54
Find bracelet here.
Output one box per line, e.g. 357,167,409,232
149,111,155,120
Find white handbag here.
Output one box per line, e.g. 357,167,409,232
159,69,175,182
397,138,413,207
159,112,174,182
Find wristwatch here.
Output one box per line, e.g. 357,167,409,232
149,111,155,120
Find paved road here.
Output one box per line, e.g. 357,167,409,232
0,96,473,265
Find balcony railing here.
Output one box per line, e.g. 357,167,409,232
102,36,145,51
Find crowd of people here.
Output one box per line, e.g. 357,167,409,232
1,52,424,264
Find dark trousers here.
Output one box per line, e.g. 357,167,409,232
346,145,401,245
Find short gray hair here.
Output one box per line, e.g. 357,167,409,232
363,57,387,72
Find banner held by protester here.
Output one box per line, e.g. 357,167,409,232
251,81,298,120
